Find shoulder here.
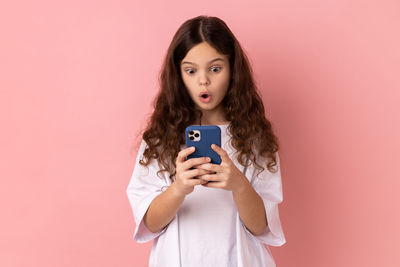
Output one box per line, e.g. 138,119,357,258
136,138,160,157
249,150,280,178
134,139,157,168
133,138,147,160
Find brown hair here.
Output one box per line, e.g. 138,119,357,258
135,15,279,182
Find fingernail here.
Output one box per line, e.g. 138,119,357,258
207,157,211,162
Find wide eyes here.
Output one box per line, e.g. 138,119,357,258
184,66,222,75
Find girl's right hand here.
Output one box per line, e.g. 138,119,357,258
174,146,211,196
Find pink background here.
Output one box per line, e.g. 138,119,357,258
1,0,399,266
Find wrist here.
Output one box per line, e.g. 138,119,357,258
233,174,250,195
170,181,187,199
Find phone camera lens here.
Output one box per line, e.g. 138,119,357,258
189,136,194,140
189,131,194,135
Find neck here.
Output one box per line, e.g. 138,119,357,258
196,108,229,126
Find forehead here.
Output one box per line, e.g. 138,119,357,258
180,42,228,66
181,57,225,66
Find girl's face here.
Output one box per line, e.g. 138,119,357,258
180,42,231,114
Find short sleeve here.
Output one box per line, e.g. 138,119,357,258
126,139,169,243
241,152,286,246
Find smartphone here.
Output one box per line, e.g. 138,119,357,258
185,125,222,164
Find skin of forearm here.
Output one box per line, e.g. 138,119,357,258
143,182,185,233
232,176,268,236
143,175,268,235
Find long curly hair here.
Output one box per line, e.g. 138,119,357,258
135,15,280,182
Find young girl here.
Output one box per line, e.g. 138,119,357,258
126,15,286,267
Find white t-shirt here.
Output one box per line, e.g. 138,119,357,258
126,124,286,267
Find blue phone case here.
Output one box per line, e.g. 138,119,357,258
185,125,222,164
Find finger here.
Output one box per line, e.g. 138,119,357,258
199,179,208,184
190,178,209,187
183,168,212,180
176,146,195,164
193,162,221,174
183,177,208,188
211,144,229,162
182,156,211,170
201,181,223,188
196,173,219,181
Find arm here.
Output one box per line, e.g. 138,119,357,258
143,182,186,233
143,147,212,233
195,144,268,236
232,175,268,236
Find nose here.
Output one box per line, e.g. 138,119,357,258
199,80,209,86
199,71,210,86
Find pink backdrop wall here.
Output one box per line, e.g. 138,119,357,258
1,0,399,266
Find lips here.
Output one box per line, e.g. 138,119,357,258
199,91,211,103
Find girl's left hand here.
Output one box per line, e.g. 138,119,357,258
195,144,247,192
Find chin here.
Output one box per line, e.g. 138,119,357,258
195,99,222,111
201,105,220,112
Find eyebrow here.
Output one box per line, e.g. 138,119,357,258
181,58,225,66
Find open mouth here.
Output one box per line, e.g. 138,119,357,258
199,92,211,103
